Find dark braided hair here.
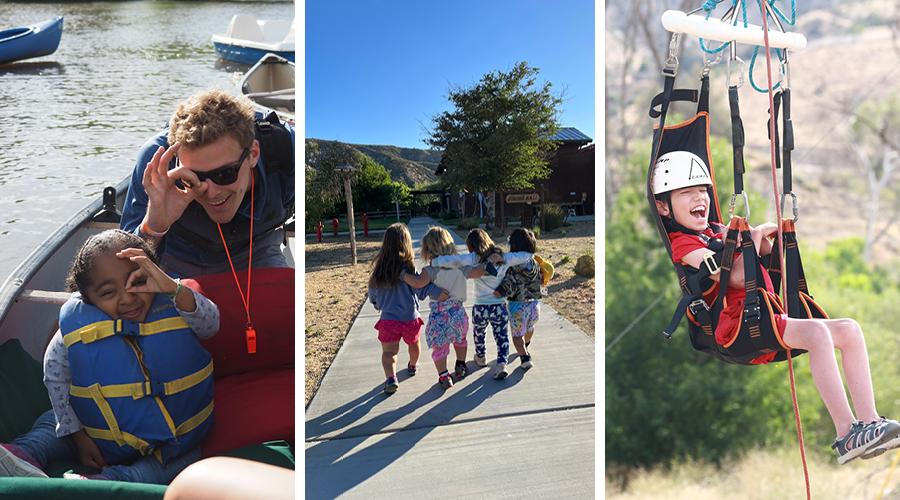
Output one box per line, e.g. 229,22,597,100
65,229,158,302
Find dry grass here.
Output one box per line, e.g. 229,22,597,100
606,448,900,500
304,235,382,407
532,221,596,338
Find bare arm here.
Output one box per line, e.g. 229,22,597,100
432,253,475,268
750,222,778,257
401,269,433,288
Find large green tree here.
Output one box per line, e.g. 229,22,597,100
427,61,562,192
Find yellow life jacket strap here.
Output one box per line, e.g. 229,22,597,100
69,361,214,400
63,317,190,347
176,400,214,436
82,425,152,455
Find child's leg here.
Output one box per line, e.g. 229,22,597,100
824,318,879,423
453,342,467,364
101,446,201,484
490,304,510,365
783,318,855,437
471,305,489,362
524,302,540,346
512,336,527,356
381,341,400,380
5,409,77,471
407,337,420,369
432,344,450,373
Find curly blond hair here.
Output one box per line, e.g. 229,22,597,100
167,89,256,149
421,227,456,260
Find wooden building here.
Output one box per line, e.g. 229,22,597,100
435,127,594,227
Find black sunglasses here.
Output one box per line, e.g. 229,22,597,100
179,148,249,187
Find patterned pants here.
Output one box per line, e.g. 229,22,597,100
425,300,468,361
472,303,510,364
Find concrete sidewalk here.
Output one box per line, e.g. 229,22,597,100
305,217,595,499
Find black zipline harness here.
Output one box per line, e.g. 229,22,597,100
646,66,826,365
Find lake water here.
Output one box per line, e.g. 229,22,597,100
0,1,294,281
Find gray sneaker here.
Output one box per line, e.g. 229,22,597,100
474,355,487,367
834,420,895,465
862,417,900,459
493,362,508,380
0,445,47,477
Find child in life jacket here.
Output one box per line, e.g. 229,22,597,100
493,228,543,372
368,223,450,394
653,150,900,464
432,228,532,380
401,226,486,390
0,230,219,482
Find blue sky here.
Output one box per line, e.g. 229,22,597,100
306,0,594,149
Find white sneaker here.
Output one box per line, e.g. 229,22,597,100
493,363,508,380
0,445,47,478
474,355,486,367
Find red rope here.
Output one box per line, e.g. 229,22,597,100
759,4,811,499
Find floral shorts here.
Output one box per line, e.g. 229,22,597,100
425,300,468,349
508,300,540,338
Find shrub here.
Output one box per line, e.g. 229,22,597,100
457,218,481,230
559,255,571,266
543,204,568,231
532,226,541,238
574,254,594,278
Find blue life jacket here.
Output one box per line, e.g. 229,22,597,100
61,293,214,465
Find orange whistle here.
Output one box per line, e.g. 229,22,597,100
246,325,257,354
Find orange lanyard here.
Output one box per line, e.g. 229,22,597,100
217,170,255,354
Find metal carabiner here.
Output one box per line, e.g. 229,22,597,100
780,192,799,222
727,55,745,88
664,32,682,76
729,191,751,220
702,51,722,77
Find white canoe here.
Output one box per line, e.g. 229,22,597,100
241,53,295,124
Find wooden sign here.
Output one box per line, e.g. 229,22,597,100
505,193,540,204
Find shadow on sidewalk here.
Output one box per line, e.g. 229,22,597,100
306,367,526,498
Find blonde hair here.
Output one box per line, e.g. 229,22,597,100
421,227,456,260
167,89,256,149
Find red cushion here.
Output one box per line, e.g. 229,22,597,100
183,267,294,377
201,367,295,457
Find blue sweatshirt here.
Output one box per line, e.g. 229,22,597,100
368,281,442,322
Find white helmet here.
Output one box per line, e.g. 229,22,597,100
651,151,712,195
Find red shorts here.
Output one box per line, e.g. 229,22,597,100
375,318,423,345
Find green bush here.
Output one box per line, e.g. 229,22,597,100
543,204,567,231
457,218,481,230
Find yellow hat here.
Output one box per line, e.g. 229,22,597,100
534,255,554,286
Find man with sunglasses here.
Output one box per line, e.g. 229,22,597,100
121,89,294,277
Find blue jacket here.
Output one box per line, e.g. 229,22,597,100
121,113,295,277
368,281,443,322
61,293,214,465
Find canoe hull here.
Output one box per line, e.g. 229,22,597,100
241,53,295,123
0,17,63,65
213,41,294,66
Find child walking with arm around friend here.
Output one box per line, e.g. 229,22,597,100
432,228,532,380
493,228,543,372
402,226,486,390
368,223,449,395
0,229,219,483
653,151,900,465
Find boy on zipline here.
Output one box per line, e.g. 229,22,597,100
652,150,900,465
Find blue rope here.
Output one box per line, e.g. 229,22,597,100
767,0,797,26
698,0,740,55
749,47,784,92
